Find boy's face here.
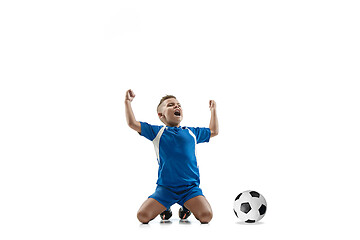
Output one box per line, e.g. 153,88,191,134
158,98,183,127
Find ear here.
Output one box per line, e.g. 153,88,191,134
158,112,164,118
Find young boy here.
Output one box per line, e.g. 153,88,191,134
125,89,218,224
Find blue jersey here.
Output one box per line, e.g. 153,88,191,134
140,121,211,188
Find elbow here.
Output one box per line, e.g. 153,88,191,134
211,129,219,137
128,122,136,130
126,118,137,129
128,121,141,133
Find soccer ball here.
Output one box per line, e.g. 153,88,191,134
233,190,267,223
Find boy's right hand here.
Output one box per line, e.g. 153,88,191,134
125,89,141,133
125,89,136,102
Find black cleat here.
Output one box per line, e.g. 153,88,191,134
160,208,172,220
179,206,191,220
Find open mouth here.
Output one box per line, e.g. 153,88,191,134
174,110,181,116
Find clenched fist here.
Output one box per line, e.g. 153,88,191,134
125,89,136,102
209,100,216,111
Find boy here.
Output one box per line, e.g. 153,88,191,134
125,89,218,224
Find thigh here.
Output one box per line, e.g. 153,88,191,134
184,195,212,217
138,198,167,220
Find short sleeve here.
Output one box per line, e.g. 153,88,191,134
187,127,211,144
140,122,163,141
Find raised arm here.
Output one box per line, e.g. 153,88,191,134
125,89,141,133
209,100,219,138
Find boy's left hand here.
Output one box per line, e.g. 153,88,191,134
209,100,216,111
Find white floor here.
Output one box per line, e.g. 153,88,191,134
125,203,357,240
1,201,358,240
128,212,357,240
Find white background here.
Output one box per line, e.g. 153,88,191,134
1,0,360,239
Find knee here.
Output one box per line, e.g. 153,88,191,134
137,210,151,224
198,210,213,224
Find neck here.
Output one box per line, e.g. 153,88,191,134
166,123,180,127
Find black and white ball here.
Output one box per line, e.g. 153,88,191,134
233,190,267,223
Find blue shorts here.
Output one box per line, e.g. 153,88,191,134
148,185,204,209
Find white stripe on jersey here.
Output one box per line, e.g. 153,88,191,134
186,128,199,168
152,126,166,164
